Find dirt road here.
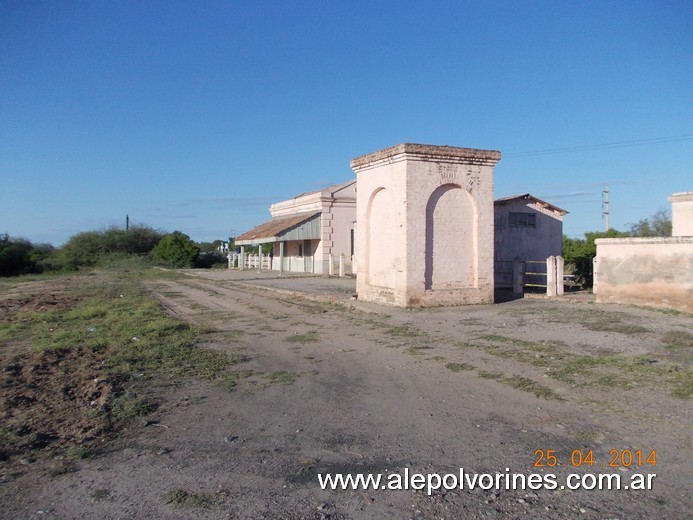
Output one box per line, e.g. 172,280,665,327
2,274,691,519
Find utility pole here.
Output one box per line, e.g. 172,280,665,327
601,186,610,231
126,214,130,232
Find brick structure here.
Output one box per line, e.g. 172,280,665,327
351,143,501,307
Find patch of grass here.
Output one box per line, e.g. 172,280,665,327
165,489,223,509
585,320,650,334
445,362,474,372
285,331,318,344
386,324,420,337
671,368,693,399
406,345,433,355
110,394,156,423
503,376,563,400
90,489,110,501
478,370,503,380
662,330,693,350
65,443,95,461
264,370,297,385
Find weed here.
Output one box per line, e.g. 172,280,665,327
406,345,433,355
445,362,474,372
165,489,223,509
110,394,156,423
265,371,297,385
65,443,95,461
90,489,110,501
285,331,318,344
662,330,693,350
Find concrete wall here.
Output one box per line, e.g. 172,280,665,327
595,237,693,313
669,191,693,237
352,143,500,307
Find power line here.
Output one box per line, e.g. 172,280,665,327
505,133,693,158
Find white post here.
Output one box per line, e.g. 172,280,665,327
328,254,334,276
339,254,345,278
546,255,557,297
279,241,284,275
239,246,245,271
556,256,564,296
592,256,598,295
352,254,356,275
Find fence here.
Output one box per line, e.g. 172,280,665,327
326,254,354,277
494,256,564,298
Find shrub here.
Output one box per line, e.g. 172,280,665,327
151,231,199,268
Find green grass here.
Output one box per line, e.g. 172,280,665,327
285,331,318,344
65,443,95,461
165,489,225,509
0,268,253,467
476,332,689,398
445,362,474,372
264,370,297,385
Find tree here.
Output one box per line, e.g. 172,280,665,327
151,231,200,268
563,229,628,288
0,234,54,276
627,208,672,237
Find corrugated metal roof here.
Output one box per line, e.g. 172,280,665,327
494,193,568,215
235,212,321,244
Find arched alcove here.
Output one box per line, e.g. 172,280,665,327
424,184,477,290
365,187,395,288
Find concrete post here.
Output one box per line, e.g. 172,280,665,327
512,259,523,295
546,256,557,297
556,256,565,296
592,256,598,295
339,254,345,278
351,254,356,275
227,253,232,270
239,246,245,271
279,242,284,275
328,254,334,276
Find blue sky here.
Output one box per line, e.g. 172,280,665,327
2,0,691,245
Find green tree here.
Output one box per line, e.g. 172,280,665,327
151,231,200,268
627,208,672,237
0,234,54,276
563,229,628,288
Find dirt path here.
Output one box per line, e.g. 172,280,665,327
2,276,691,519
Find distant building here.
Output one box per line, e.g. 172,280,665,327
234,181,356,274
493,194,567,289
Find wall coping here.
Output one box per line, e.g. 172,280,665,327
596,236,693,245
351,143,501,170
669,191,693,202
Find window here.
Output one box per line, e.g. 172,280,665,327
509,212,536,228
298,244,303,257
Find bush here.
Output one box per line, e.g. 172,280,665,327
151,231,200,268
0,234,55,276
54,226,164,271
563,229,629,288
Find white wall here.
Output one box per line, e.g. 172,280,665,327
595,237,693,313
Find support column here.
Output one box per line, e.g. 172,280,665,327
328,254,334,276
339,254,345,278
239,246,245,271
